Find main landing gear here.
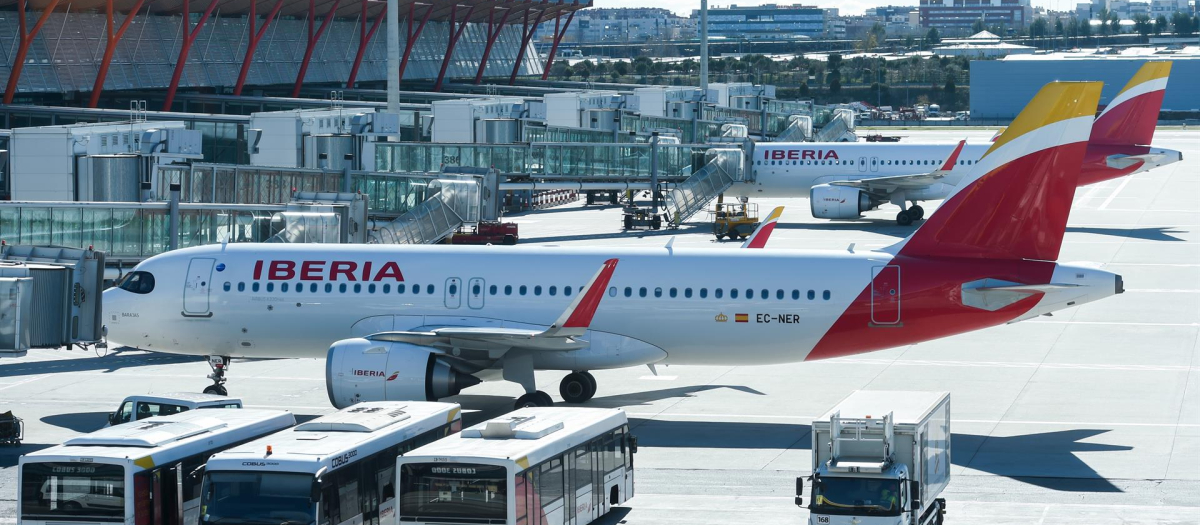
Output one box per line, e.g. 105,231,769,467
895,204,925,226
203,355,230,396
510,371,599,409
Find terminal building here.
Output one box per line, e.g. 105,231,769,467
918,0,1033,30
695,4,830,40
970,51,1200,118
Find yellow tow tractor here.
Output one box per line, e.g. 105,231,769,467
710,196,760,241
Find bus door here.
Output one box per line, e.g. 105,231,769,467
592,440,609,516
444,278,462,309
564,453,577,525
151,465,181,525
182,258,215,316
572,447,596,523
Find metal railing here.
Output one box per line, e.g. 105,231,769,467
663,150,742,226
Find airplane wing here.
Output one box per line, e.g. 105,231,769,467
830,140,967,193
366,259,619,356
741,206,784,249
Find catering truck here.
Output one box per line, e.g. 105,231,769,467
797,391,950,525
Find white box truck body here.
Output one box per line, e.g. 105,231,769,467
800,391,950,525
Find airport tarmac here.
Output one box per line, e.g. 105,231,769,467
1,129,1198,524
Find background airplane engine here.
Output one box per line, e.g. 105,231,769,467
325,338,480,408
810,184,875,219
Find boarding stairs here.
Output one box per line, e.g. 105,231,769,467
814,109,856,143
369,178,481,245
775,115,813,142
663,149,742,227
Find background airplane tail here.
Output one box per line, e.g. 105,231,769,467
895,82,1102,262
1089,61,1171,146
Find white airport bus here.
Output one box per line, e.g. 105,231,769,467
396,408,636,525
18,409,295,525
200,402,462,525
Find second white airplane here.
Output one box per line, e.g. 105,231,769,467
104,82,1122,409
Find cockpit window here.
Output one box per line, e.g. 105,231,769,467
117,271,155,294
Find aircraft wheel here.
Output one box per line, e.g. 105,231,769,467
580,371,597,397
515,391,554,409
896,210,914,226
560,372,596,404
203,384,228,396
910,205,925,220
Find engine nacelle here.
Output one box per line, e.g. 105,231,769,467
326,338,481,408
810,184,874,219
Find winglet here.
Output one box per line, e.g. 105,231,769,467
544,258,619,337
1091,61,1171,146
937,140,966,172
741,206,784,249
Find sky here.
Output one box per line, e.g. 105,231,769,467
592,0,1068,17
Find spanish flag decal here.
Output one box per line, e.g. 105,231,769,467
735,314,749,323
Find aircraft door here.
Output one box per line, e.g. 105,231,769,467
858,156,867,172
870,265,901,326
467,278,485,309
182,258,216,316
870,156,880,172
444,277,462,309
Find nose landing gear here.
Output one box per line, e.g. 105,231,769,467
203,355,230,396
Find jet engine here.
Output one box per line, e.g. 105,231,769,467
326,338,481,408
810,184,876,219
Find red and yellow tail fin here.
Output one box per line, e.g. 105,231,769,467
1090,61,1171,146
742,206,784,249
896,82,1102,262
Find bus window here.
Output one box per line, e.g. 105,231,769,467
574,448,591,489
539,459,564,507
115,401,134,424
399,463,507,522
136,402,188,420
20,463,125,521
204,472,316,525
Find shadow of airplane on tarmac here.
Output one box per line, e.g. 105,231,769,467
621,418,1131,493
0,349,204,379
1066,226,1187,242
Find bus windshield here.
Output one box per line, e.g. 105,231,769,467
21,462,126,521
400,463,507,522
810,477,902,517
201,471,315,525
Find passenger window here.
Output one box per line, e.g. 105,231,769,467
776,289,784,300
397,284,405,293
281,283,288,292
684,288,692,298
252,282,260,292
449,283,457,295
564,286,572,296
505,285,513,295
715,288,723,299
368,284,376,293
654,287,662,298
792,290,800,300
670,288,678,298
760,289,768,299
310,283,317,292
639,287,647,298
325,283,333,293
489,285,497,295
534,286,542,296
808,290,816,300
823,290,831,300
426,285,434,294
222,282,231,292
699,288,707,298
266,283,274,292
731,288,739,299
412,284,421,295
519,285,527,296
339,283,348,293
383,284,391,293
746,289,753,299
624,287,632,297
236,282,244,292
549,286,556,296
295,283,302,293
608,286,617,297
472,283,480,295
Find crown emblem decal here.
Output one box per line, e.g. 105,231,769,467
714,313,728,322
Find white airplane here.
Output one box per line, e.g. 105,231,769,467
733,61,1181,225
104,82,1123,410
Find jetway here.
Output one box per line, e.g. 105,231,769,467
775,115,814,142
814,109,857,143
0,246,105,356
663,148,744,226
368,168,498,245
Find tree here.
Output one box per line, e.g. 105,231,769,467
1134,14,1152,39
1154,15,1168,34
1030,17,1049,39
1097,8,1111,35
610,71,620,82
1078,16,1092,38
798,81,810,97
829,75,841,95
613,61,630,77
859,33,879,52
1108,12,1120,34
926,27,941,45
943,77,957,110
1172,11,1195,35
871,22,887,46
972,18,986,34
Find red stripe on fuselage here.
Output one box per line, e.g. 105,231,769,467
806,255,1056,361
1090,90,1165,147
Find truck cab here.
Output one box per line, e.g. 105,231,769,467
797,391,950,525
107,392,243,426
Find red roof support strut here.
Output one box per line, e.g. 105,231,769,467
162,0,221,111
291,0,343,97
234,0,286,96
508,7,543,85
541,8,574,80
89,0,147,107
474,5,511,84
397,2,434,82
433,3,475,92
3,0,63,104
347,0,385,87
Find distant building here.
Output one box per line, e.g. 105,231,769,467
918,0,1034,30
933,30,1037,55
562,8,695,44
694,4,829,39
